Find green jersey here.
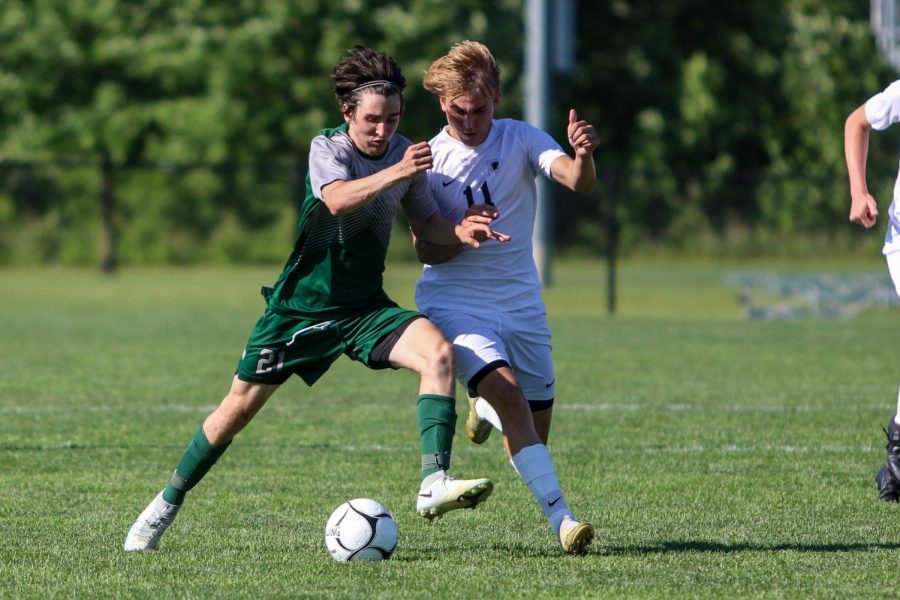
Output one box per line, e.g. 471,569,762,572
268,124,436,317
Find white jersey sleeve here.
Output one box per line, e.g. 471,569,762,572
866,80,900,131
308,134,353,199
307,130,437,223
528,126,568,180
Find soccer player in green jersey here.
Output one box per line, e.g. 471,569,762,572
124,46,507,551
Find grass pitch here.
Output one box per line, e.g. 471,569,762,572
1,259,899,599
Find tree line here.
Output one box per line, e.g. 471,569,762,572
0,0,896,269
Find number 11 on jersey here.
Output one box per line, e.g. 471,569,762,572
463,182,493,207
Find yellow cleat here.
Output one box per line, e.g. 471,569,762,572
559,519,594,555
465,395,493,444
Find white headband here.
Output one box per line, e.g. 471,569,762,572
350,80,399,94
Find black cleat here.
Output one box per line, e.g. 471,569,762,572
876,418,900,502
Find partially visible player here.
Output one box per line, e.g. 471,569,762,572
413,41,600,554
123,46,505,551
845,80,900,501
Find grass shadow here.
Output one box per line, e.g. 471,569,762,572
605,540,900,555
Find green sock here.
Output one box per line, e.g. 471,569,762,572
416,394,456,479
162,425,231,505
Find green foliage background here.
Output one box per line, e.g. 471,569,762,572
0,0,898,266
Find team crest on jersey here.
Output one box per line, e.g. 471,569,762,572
475,158,501,182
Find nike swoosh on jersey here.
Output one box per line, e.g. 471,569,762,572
545,378,556,388
441,179,454,187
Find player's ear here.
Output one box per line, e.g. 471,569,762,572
341,103,354,123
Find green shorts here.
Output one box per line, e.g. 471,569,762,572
236,300,421,386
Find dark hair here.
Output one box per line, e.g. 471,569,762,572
332,46,406,113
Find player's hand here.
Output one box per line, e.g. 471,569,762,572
462,203,500,226
454,221,511,247
396,141,433,179
567,109,599,157
849,192,878,228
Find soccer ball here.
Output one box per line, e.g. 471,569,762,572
324,498,398,562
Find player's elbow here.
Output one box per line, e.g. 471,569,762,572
845,107,871,135
320,182,359,216
414,244,443,265
323,200,355,217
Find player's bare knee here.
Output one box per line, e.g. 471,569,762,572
426,338,455,380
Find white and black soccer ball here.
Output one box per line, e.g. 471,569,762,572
324,498,398,562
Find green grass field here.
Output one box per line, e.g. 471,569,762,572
2,259,899,598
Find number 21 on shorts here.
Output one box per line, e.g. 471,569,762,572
256,349,285,374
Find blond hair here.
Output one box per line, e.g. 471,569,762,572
423,41,501,101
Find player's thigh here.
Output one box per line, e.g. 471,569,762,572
340,305,431,371
504,309,555,402
384,315,451,373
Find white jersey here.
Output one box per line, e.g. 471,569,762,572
864,80,900,254
415,119,566,313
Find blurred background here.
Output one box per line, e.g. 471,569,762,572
0,0,897,277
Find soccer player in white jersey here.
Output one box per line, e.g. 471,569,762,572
412,41,600,554
123,46,506,552
845,80,900,502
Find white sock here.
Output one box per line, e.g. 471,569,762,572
511,443,572,533
474,396,503,431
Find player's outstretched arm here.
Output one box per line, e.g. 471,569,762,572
844,104,879,229
321,142,433,216
410,205,509,264
550,109,600,193
410,210,509,258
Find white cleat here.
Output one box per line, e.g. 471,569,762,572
123,491,181,551
416,475,493,520
558,517,594,555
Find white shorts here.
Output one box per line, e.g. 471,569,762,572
426,307,555,402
